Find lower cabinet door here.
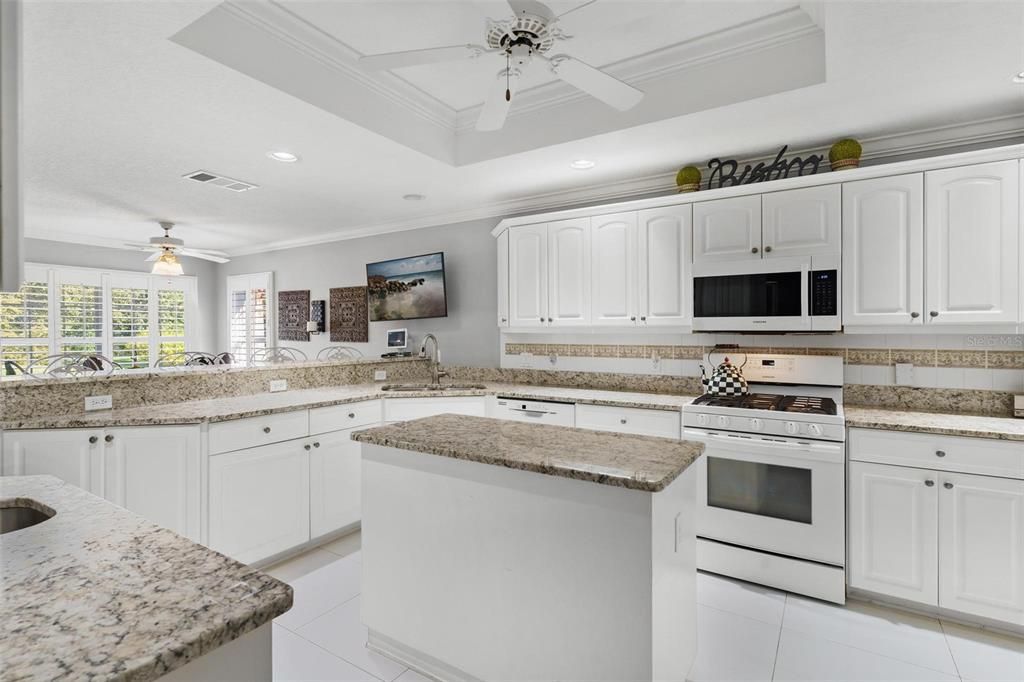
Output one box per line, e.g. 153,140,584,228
209,441,310,564
103,426,201,541
938,472,1024,625
309,427,364,539
848,461,939,605
1,429,102,493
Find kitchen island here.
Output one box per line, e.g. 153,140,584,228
0,475,292,682
353,414,705,682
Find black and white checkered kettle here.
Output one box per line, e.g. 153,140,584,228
700,354,750,396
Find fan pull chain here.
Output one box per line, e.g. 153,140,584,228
505,52,511,102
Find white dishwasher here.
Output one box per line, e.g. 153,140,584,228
493,397,575,427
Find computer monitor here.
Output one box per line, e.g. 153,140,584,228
386,328,407,350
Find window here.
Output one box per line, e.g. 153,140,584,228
226,272,273,366
0,264,199,373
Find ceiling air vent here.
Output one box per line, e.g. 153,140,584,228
182,170,259,192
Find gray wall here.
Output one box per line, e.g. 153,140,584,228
24,238,219,351
218,218,500,367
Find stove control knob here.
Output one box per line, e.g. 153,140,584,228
749,418,763,431
807,423,824,437
717,415,730,428
696,414,709,427
784,421,800,435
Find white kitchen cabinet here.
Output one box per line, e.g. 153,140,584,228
848,461,938,605
590,212,638,326
507,224,548,327
762,185,841,257
574,403,680,439
842,174,925,326
496,229,509,327
938,471,1024,625
384,396,487,422
924,160,1020,325
638,205,692,326
1,428,102,492
208,440,310,564
208,409,308,455
103,426,201,541
310,427,363,539
692,195,761,263
547,218,591,326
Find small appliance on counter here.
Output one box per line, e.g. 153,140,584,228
380,328,413,358
699,349,750,396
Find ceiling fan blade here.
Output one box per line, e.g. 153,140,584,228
506,0,554,21
548,55,644,111
359,44,487,71
145,252,161,262
123,242,159,251
178,248,231,264
476,69,520,131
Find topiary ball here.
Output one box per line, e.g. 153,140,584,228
675,165,702,192
829,138,862,163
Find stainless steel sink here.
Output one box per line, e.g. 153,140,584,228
1,503,54,535
380,384,486,392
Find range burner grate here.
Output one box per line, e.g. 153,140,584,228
693,392,837,415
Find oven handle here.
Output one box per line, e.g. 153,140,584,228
684,429,844,463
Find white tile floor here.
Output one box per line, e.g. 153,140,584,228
266,532,1024,682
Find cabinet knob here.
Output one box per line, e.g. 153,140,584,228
88,435,98,444
751,247,759,254
764,246,773,253
929,311,939,317
944,482,954,489
500,317,507,323
935,450,946,457
263,426,271,434
910,312,920,319
539,317,544,322
313,442,320,448
620,418,627,424
104,434,114,443
348,412,356,418
924,480,935,487
304,444,312,451
640,316,646,321
547,317,553,323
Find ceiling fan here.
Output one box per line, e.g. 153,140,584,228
124,222,230,276
358,0,644,131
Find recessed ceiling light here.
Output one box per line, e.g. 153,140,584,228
403,193,426,201
1013,71,1024,84
266,150,299,163
570,159,596,170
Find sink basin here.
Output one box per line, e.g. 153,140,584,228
381,384,486,392
1,503,55,535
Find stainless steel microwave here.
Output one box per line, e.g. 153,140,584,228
691,255,840,332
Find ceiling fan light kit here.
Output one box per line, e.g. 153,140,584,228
151,250,184,276
358,0,644,131
124,221,231,272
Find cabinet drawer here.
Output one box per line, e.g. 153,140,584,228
848,428,1024,479
310,400,381,435
384,397,486,422
493,397,575,427
208,410,309,455
575,403,680,439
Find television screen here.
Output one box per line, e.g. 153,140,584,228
366,252,448,321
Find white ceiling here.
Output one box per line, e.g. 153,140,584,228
22,1,1024,257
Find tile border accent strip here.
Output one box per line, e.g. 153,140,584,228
503,344,1023,369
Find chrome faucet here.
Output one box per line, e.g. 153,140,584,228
419,333,448,387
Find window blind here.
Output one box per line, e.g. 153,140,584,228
226,272,272,366
110,283,150,369
0,275,50,373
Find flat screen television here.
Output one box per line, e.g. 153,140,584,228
366,252,448,321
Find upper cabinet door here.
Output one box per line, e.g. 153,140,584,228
692,195,762,262
591,212,638,326
496,229,509,327
507,224,548,327
638,205,693,326
925,160,1020,325
762,184,841,257
547,218,591,326
842,174,924,326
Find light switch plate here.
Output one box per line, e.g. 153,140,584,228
895,363,914,386
374,370,387,381
269,379,288,392
84,395,112,411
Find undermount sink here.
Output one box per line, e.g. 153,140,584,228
381,384,486,392
1,503,55,535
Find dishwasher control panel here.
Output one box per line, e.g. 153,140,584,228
493,397,576,427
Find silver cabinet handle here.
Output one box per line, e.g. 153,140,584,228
751,247,759,254
304,444,312,451
764,246,773,253
936,450,946,457
313,442,320,448
88,435,98,444
925,480,935,487
930,311,939,317
105,434,114,443
944,482,954,489
910,312,920,318
263,426,271,434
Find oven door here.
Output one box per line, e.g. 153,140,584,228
692,257,811,331
686,428,845,566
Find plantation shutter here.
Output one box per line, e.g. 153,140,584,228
108,273,150,369
226,272,273,365
154,276,192,363
56,269,104,357
0,264,50,373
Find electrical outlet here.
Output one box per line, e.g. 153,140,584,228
84,395,112,411
269,379,288,392
895,363,914,386
374,370,387,381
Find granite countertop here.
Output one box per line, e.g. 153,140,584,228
0,383,698,430
844,406,1024,441
0,476,293,682
353,414,705,492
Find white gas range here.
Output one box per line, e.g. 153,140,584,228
683,354,847,604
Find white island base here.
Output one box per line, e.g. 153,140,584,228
361,443,698,682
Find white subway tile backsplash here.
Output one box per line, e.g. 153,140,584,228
912,366,937,388
933,367,965,389
844,365,863,384
990,369,1024,392
861,365,894,386
962,368,993,390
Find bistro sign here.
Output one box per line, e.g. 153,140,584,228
706,145,824,189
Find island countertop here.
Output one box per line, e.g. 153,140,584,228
352,414,705,492
0,475,293,682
